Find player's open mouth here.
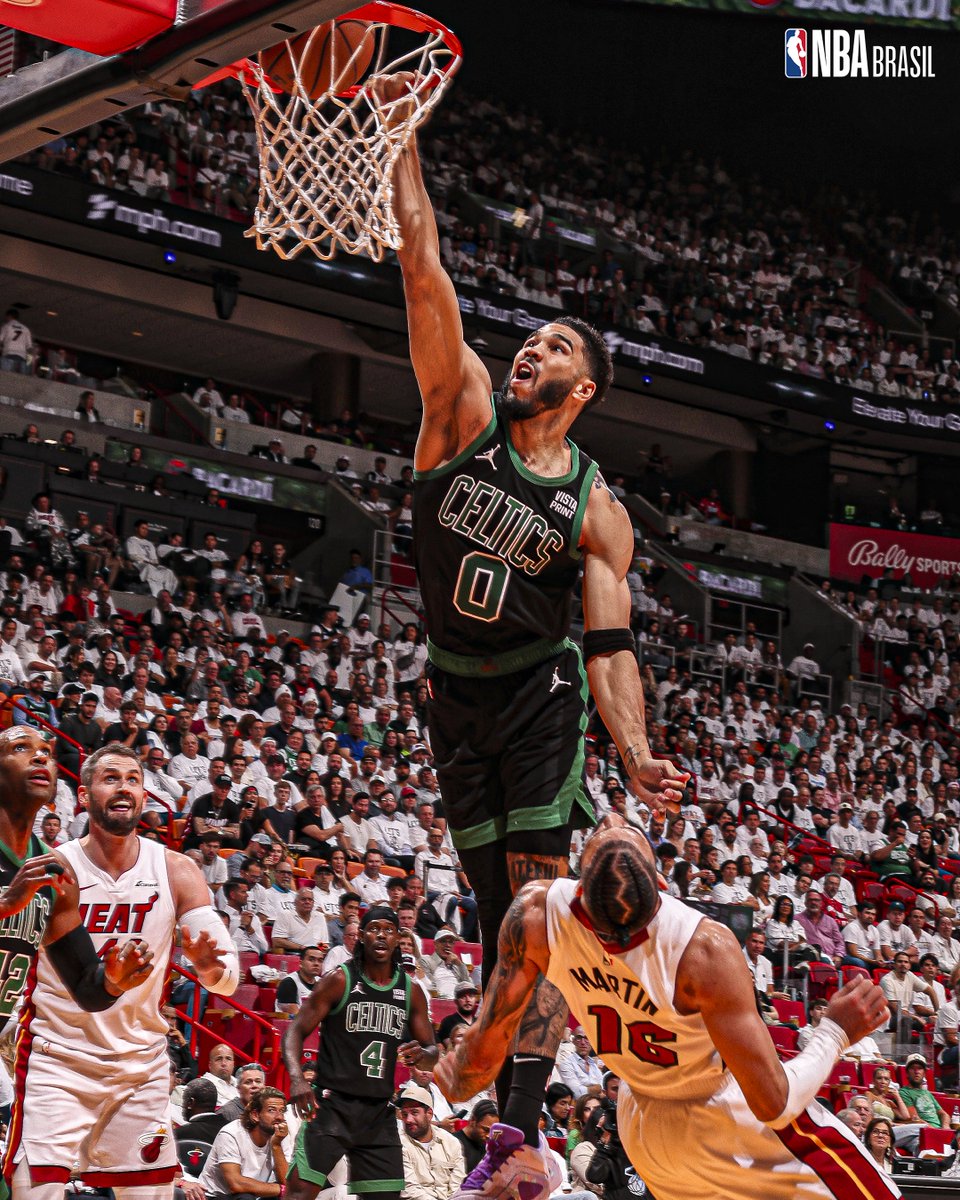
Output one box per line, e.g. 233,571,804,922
511,361,536,386
28,770,50,784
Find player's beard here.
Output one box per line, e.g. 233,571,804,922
498,371,569,421
92,799,141,836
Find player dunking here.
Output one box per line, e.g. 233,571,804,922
372,71,687,1198
282,906,437,1200
435,816,900,1200
7,743,240,1200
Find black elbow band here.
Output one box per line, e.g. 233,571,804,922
582,628,635,663
46,925,118,1012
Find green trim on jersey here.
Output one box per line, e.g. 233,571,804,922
293,1124,329,1187
505,421,580,488
359,968,402,993
569,461,600,561
352,1180,405,1193
505,639,593,834
412,397,496,481
0,834,38,872
331,963,353,1015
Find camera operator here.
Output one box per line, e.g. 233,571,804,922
585,1101,656,1200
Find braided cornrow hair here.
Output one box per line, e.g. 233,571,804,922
582,838,659,945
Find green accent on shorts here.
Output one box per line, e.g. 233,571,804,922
351,1180,406,1193
428,636,568,678
450,639,595,849
293,1123,329,1188
505,640,593,834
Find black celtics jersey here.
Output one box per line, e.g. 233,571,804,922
0,836,54,1020
413,398,598,661
316,963,411,1100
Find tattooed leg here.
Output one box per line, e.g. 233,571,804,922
501,853,569,1143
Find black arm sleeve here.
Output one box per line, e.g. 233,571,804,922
46,924,120,1012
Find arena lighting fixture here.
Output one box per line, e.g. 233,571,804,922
642,374,652,386
163,250,177,265
824,420,836,432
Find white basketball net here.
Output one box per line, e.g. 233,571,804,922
239,2,461,262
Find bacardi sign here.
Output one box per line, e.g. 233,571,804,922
830,524,960,589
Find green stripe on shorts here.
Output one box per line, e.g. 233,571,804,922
293,1122,328,1188
506,639,594,835
352,1180,405,1193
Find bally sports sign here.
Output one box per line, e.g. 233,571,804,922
829,523,960,589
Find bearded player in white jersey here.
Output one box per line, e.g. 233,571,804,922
6,743,240,1200
435,816,900,1200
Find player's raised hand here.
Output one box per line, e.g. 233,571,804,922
368,71,419,130
824,977,890,1046
624,751,689,815
103,938,155,994
398,1040,426,1068
180,927,228,975
0,854,73,918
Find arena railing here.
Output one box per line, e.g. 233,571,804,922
170,962,286,1088
0,693,181,848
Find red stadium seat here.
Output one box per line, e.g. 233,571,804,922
257,986,278,1012
430,999,457,1025
238,951,260,981
840,966,871,986
768,1026,798,1054
771,998,805,1027
806,963,839,1003
918,1127,954,1154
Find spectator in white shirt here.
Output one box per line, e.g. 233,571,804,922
271,887,329,953
352,849,392,906
556,1027,605,1097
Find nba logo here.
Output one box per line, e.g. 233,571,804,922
785,29,807,77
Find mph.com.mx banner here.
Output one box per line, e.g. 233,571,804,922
611,0,958,29
829,523,960,589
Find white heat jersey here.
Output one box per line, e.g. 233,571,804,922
31,836,175,1061
545,879,725,1102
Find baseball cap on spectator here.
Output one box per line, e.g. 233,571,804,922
252,832,273,846
455,981,479,997
905,1053,927,1068
410,744,429,754
321,733,338,745
934,813,948,821
215,774,232,787
357,614,370,623
838,802,853,812
434,927,458,943
314,862,333,874
397,1085,433,1109
61,683,83,696
887,901,905,911
400,786,417,798
370,775,386,784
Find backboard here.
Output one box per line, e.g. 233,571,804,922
0,0,357,163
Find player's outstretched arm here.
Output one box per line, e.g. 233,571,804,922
167,849,239,994
369,73,492,472
580,485,688,813
282,969,347,1118
679,920,889,1126
433,883,549,1103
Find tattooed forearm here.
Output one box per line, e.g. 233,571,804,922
623,741,649,774
507,853,568,895
514,977,569,1056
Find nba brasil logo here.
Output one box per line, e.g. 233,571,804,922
784,27,934,76
785,28,807,75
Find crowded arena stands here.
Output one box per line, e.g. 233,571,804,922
4,5,960,1196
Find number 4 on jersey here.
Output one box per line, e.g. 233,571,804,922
588,1004,679,1068
360,1038,386,1078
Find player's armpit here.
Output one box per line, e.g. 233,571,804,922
433,883,549,1102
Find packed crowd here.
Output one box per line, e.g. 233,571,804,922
6,468,960,1184
16,73,960,406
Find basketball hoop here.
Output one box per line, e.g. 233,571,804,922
200,1,461,262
